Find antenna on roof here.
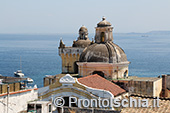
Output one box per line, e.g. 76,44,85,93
20,56,22,70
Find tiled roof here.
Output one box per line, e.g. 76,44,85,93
78,74,126,96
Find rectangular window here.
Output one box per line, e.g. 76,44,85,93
49,104,52,112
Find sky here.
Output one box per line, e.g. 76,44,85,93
0,0,170,34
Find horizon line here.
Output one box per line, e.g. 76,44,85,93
0,30,170,35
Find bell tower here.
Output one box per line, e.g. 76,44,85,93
58,26,91,74
78,25,89,40
95,17,114,43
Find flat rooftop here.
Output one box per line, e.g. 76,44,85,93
0,76,27,83
113,76,161,82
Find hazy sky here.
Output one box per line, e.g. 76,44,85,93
0,0,170,34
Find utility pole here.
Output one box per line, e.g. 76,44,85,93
7,84,9,113
117,66,119,79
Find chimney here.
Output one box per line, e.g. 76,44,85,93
162,74,167,97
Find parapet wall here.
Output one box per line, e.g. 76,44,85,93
0,88,38,113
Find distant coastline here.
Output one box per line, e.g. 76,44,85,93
0,30,170,36
119,30,170,35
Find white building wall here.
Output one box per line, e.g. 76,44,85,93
0,89,38,113
153,79,162,97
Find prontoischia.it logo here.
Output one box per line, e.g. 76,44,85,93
53,97,160,108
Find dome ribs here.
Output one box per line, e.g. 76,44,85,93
105,42,113,63
108,41,119,63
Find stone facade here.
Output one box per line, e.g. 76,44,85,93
58,26,91,74
58,47,84,74
95,17,113,43
164,74,170,90
113,77,162,97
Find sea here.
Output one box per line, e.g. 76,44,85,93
0,33,170,88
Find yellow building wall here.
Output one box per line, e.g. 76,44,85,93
61,53,80,74
44,77,50,87
0,83,21,94
49,78,62,89
9,83,14,92
15,83,20,92
2,84,7,94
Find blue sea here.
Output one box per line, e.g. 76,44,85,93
0,33,170,87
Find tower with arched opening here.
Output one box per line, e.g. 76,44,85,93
77,17,130,79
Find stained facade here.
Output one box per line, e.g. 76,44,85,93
59,17,130,79
58,26,92,74
77,17,130,79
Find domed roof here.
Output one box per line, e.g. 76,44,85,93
72,39,91,48
72,25,91,48
79,42,128,63
97,17,111,27
79,25,88,32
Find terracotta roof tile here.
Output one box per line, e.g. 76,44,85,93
78,74,126,96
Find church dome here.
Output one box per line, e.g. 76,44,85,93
79,17,128,63
79,42,128,63
97,17,111,27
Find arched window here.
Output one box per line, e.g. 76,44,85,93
92,71,105,78
124,70,128,78
100,32,105,42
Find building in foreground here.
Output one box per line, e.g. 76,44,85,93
39,74,128,112
0,76,38,113
27,101,53,113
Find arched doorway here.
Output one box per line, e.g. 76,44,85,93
124,70,128,78
100,32,105,42
92,71,105,78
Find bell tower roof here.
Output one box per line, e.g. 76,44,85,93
95,17,113,43
72,25,91,48
79,25,88,32
97,17,112,27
